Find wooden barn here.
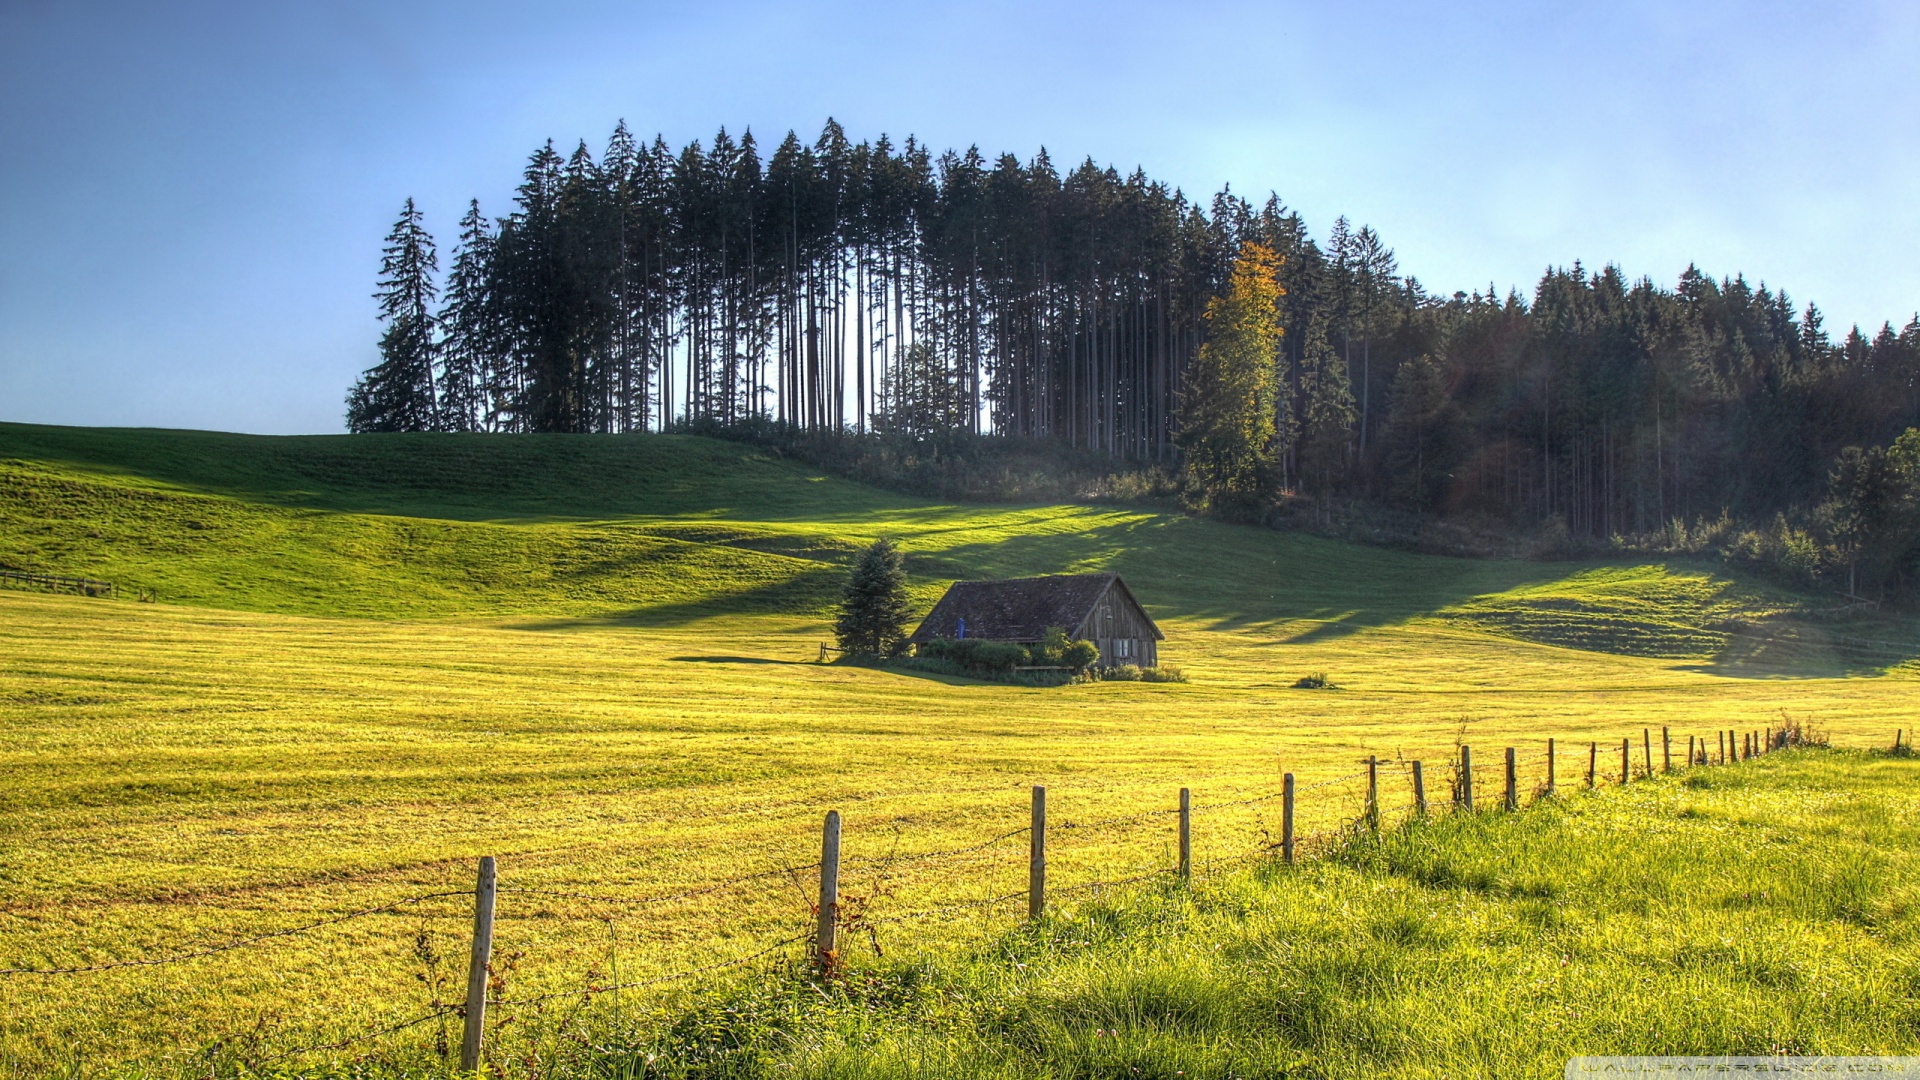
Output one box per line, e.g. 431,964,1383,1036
908,573,1164,669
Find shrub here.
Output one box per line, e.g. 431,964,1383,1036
1029,626,1070,665
1030,626,1100,673
1293,672,1337,689
1090,664,1187,683
1060,639,1099,672
915,637,1029,676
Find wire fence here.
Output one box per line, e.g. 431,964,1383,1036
0,719,1860,1072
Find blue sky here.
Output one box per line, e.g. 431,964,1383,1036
2,0,1915,434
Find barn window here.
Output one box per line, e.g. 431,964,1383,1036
1114,639,1132,659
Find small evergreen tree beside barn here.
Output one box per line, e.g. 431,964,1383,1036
834,539,914,658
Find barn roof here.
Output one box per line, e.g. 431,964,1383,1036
908,573,1163,643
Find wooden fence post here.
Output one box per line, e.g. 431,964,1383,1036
1460,745,1474,811
1588,742,1598,788
1366,757,1379,830
1718,730,1726,764
1662,727,1672,772
460,856,497,1073
1620,738,1631,785
1642,729,1653,777
1504,747,1517,811
1546,739,1557,796
816,811,841,969
1688,735,1695,767
1281,773,1296,863
1412,761,1427,815
1178,787,1191,881
1028,787,1046,920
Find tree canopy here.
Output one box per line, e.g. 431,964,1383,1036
347,119,1920,598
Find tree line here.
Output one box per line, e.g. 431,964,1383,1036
348,119,1920,598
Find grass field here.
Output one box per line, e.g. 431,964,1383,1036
1,422,1917,1077
612,747,1920,1080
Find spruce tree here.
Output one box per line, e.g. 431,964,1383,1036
833,538,914,658
1381,354,1457,508
347,199,440,432
436,200,495,432
1299,318,1356,500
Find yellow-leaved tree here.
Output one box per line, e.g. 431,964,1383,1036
1176,240,1285,507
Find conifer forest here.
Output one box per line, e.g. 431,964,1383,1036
347,120,1920,597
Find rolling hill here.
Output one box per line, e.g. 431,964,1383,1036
1,422,1917,1076
2,421,1910,671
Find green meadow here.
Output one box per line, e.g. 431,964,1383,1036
0,421,1916,1077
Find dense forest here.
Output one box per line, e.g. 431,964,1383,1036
347,120,1920,599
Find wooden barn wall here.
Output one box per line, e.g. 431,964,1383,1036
1078,583,1160,666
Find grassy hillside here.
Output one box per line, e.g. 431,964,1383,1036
4,422,1912,672
0,422,916,520
0,423,1917,1076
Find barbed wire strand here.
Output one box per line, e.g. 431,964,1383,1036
496,863,816,909
0,890,471,977
843,827,1030,867
248,1006,459,1067
488,932,809,1008
1055,869,1173,895
867,890,1029,926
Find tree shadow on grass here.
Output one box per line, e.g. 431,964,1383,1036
500,569,842,631
1678,619,1920,680
919,512,1570,642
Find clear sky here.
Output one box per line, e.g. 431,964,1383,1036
2,0,1915,434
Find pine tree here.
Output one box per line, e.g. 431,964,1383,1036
1350,226,1398,454
1176,240,1284,506
1381,353,1458,508
347,199,440,432
833,538,914,658
1299,318,1356,500
436,200,495,432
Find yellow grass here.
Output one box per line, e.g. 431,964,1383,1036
3,589,1914,1075
1,427,1917,1075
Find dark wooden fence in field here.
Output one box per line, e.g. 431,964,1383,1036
0,569,114,597
0,722,1886,1072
